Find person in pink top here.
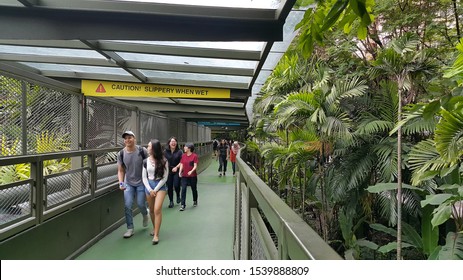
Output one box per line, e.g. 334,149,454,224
230,141,240,176
178,142,199,211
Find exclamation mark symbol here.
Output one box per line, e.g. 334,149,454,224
96,83,106,93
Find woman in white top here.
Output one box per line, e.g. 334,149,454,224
142,139,169,245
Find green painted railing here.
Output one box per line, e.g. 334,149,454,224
0,142,212,259
233,144,343,260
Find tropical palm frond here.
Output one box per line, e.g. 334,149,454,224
401,103,438,135
288,125,319,142
408,139,451,186
312,66,332,89
321,114,353,140
330,147,377,201
273,92,316,128
377,190,398,226
327,76,368,105
357,118,395,135
435,108,463,164
374,139,399,182
390,32,420,55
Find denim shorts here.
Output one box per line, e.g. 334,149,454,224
145,179,168,195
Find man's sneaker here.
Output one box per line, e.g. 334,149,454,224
218,173,222,177
179,205,185,211
142,215,149,227
123,229,134,238
193,201,197,207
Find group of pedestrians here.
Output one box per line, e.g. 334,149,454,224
117,131,198,245
213,138,240,177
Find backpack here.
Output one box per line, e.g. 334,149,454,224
119,145,147,169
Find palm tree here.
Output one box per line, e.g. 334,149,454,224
272,67,367,240
369,33,439,259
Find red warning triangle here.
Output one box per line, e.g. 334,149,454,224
96,83,106,93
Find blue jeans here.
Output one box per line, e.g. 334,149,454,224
123,183,148,229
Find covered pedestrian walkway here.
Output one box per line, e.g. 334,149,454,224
75,159,235,260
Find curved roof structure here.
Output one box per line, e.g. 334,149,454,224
0,0,305,132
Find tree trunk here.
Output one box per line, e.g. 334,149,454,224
397,76,404,260
320,145,328,241
453,0,461,38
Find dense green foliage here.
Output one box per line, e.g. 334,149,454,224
248,0,463,259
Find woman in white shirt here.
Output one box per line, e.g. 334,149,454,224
142,139,169,245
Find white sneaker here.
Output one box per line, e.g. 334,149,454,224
142,215,149,227
123,229,134,238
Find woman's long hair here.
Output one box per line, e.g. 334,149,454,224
150,139,166,177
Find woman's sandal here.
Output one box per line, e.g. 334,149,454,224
152,236,159,245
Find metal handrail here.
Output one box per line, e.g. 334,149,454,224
0,142,212,242
234,143,343,260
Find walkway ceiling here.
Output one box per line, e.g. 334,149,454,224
0,0,305,133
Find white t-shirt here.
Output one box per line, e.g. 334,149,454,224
142,158,168,192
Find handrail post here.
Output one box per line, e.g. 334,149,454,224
31,158,44,224
88,151,97,198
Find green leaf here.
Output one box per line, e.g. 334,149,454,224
421,205,439,256
356,238,379,250
428,246,442,260
370,223,397,237
420,193,453,207
367,182,421,193
431,204,452,228
438,184,462,191
402,222,423,249
357,26,367,40
321,0,349,32
422,100,441,120
437,232,463,260
378,242,413,253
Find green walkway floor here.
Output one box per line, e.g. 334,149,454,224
76,158,235,260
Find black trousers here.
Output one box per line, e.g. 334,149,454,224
218,155,227,173
180,176,198,206
167,171,180,203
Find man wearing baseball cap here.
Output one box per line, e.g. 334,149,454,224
117,130,149,238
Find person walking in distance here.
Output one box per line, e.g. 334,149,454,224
217,139,229,177
142,139,169,245
230,141,240,176
178,142,198,211
212,139,219,157
117,131,149,238
164,136,183,208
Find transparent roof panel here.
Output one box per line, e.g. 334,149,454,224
140,69,252,83
21,63,130,75
117,52,258,69
0,45,104,58
120,0,281,9
113,41,265,51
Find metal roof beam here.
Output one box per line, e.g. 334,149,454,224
125,101,245,116
0,6,283,41
0,40,263,61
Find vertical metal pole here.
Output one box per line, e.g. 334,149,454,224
21,81,27,155
31,159,44,224
71,94,82,196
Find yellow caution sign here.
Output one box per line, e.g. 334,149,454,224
81,80,230,99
